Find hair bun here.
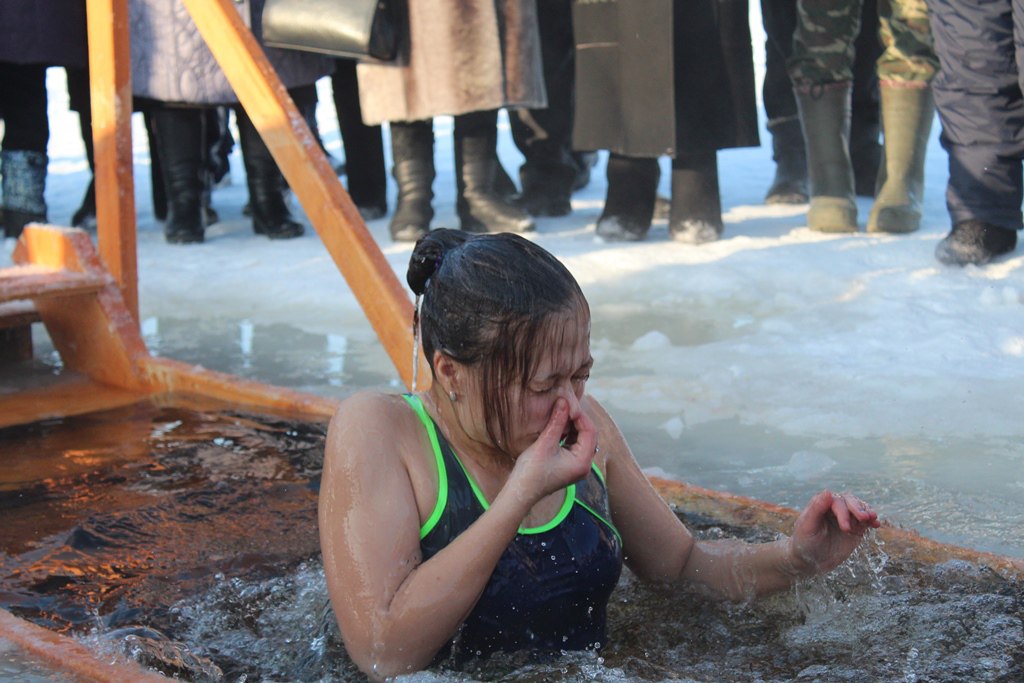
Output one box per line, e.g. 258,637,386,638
407,229,471,295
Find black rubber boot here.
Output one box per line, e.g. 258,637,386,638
764,117,808,204
143,111,169,223
72,106,98,231
572,151,598,192
866,85,934,234
389,120,435,242
148,108,205,244
518,160,575,217
72,178,96,231
236,108,304,240
795,82,857,232
935,220,1018,266
493,161,520,203
454,111,534,234
1,150,47,238
669,150,723,244
595,153,659,241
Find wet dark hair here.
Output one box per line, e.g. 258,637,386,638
407,229,589,448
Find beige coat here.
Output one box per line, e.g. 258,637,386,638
357,0,546,124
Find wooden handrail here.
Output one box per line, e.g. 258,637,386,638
86,0,139,323
0,265,107,304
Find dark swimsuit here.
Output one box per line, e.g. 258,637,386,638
403,394,623,663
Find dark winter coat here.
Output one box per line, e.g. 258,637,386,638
572,0,759,157
356,0,546,125
0,0,88,68
129,0,331,105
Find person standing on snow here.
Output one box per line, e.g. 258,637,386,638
788,0,938,235
0,1,88,239
925,0,1022,266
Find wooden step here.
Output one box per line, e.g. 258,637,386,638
0,300,41,330
0,369,149,430
0,265,107,305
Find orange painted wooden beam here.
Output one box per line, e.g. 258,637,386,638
0,609,172,683
141,356,340,420
86,0,140,323
179,0,425,390
649,476,1024,580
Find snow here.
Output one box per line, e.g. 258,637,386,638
3,36,1023,561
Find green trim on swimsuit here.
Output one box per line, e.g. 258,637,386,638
403,394,448,539
574,497,623,546
445,438,577,535
403,394,576,535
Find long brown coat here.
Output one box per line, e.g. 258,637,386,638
573,0,759,158
356,0,546,125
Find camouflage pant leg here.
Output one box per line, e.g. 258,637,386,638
876,0,937,85
788,0,865,87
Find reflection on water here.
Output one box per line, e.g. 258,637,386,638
0,637,64,682
28,313,1024,559
622,415,1024,559
136,316,399,397
0,405,1021,682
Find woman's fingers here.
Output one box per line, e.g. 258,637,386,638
565,403,597,459
831,492,881,532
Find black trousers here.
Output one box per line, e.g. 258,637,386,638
331,58,387,209
509,0,577,183
0,62,49,153
928,0,1024,231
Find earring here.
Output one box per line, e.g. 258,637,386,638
448,390,457,402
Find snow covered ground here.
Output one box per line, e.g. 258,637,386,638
3,30,1023,562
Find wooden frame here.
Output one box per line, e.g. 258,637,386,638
83,0,423,396
2,1,1021,679
4,0,428,428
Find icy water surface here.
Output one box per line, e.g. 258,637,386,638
31,314,1024,559
0,404,1021,682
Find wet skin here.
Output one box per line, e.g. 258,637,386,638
318,312,880,680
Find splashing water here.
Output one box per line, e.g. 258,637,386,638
0,404,1020,681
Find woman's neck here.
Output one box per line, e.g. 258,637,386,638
420,389,513,480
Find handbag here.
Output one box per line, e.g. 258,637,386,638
261,0,398,61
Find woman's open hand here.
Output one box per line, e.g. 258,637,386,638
788,490,881,575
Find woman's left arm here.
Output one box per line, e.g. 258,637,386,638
676,489,880,601
594,399,879,601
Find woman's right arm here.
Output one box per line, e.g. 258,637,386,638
318,393,591,680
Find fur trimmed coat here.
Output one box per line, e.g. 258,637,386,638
356,0,546,125
129,0,331,105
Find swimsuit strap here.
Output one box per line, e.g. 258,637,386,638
402,393,620,542
401,394,448,539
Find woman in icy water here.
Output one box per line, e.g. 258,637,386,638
319,228,880,679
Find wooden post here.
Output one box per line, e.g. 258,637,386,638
180,0,424,390
86,0,140,323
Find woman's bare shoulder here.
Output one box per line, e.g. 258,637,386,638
333,390,412,419
326,392,421,461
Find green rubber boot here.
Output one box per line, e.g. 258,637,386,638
795,83,857,233
867,85,934,234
